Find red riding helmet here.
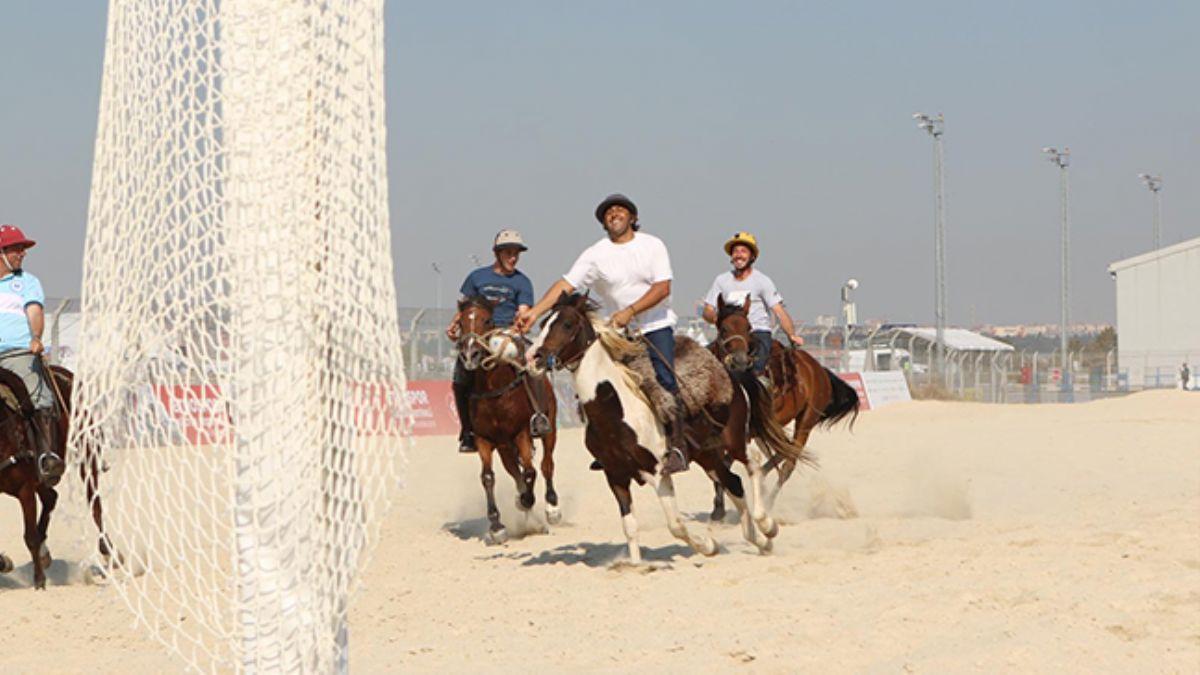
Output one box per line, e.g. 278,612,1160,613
0,225,36,250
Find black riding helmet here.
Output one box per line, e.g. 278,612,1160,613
594,193,640,231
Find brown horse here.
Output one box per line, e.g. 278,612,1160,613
0,361,113,589
529,293,805,561
710,295,859,515
457,295,559,545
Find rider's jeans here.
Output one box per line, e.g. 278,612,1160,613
642,327,679,394
751,330,773,376
0,351,54,410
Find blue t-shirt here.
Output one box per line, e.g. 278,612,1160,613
459,267,533,327
0,271,44,351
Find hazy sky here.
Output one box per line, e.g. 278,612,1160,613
2,2,1196,325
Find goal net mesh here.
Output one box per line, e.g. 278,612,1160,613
68,0,407,671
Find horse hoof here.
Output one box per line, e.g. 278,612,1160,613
38,544,52,570
515,494,534,511
710,508,726,523
761,520,780,539
0,553,13,574
758,537,774,554
545,504,562,525
698,538,719,557
484,527,509,546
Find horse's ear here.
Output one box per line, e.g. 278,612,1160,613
486,296,500,309
717,294,726,312
554,290,569,308
457,297,468,311
740,296,751,315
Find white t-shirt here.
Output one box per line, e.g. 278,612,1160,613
563,232,677,333
704,268,784,332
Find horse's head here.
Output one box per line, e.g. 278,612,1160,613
715,294,754,372
529,292,597,374
457,295,496,370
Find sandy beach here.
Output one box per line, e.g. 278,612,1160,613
2,390,1197,673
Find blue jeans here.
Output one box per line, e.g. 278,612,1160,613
642,327,678,394
751,330,773,376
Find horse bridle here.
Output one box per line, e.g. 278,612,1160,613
539,307,593,373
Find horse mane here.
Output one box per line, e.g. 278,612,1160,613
557,293,654,413
716,296,749,323
458,294,495,313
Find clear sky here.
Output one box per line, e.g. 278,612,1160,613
2,2,1196,326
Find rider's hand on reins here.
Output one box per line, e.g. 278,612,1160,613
610,306,635,329
788,334,804,347
29,337,44,355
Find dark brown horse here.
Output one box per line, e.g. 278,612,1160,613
0,361,113,589
529,293,805,560
710,295,859,515
457,296,559,545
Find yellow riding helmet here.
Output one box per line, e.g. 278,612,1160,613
723,231,759,259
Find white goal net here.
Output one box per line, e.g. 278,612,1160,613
69,0,407,671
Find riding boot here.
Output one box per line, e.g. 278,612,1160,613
31,409,65,487
528,377,552,438
452,382,475,453
660,394,689,476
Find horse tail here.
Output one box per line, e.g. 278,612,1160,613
820,367,860,430
737,371,815,468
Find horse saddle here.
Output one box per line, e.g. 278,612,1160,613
616,336,733,425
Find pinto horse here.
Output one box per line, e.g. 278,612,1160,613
710,295,859,515
457,295,559,545
0,361,114,589
530,293,806,561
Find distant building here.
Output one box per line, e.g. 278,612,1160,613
1107,236,1200,388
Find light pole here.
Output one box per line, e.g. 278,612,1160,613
1043,146,1071,395
913,112,947,380
431,262,443,363
1137,173,1163,250
841,279,858,371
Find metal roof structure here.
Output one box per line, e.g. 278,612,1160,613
883,326,1014,352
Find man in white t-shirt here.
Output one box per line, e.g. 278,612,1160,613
702,231,803,377
515,194,689,474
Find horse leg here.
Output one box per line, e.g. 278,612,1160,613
514,433,538,513
477,438,507,546
710,475,727,522
80,452,118,565
747,441,780,539
651,473,718,557
695,451,771,553
540,428,561,525
36,486,57,569
605,477,641,565
20,484,46,589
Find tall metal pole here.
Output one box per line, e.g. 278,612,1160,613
1043,147,1071,392
913,113,947,381
1139,174,1163,250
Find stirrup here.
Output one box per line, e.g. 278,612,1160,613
37,451,65,487
529,412,551,438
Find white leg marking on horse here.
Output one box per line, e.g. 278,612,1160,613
749,441,780,539
656,475,717,556
622,513,641,565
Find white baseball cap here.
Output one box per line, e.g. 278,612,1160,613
493,229,527,251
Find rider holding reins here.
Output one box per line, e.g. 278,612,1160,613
447,230,549,453
0,224,64,484
515,194,690,475
702,231,804,379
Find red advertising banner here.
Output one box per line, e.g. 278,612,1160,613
154,384,231,444
403,380,460,436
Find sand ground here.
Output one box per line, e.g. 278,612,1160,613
2,391,1197,673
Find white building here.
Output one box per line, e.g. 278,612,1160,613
1107,236,1200,388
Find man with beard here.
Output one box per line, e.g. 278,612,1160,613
515,194,690,475
702,231,804,378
